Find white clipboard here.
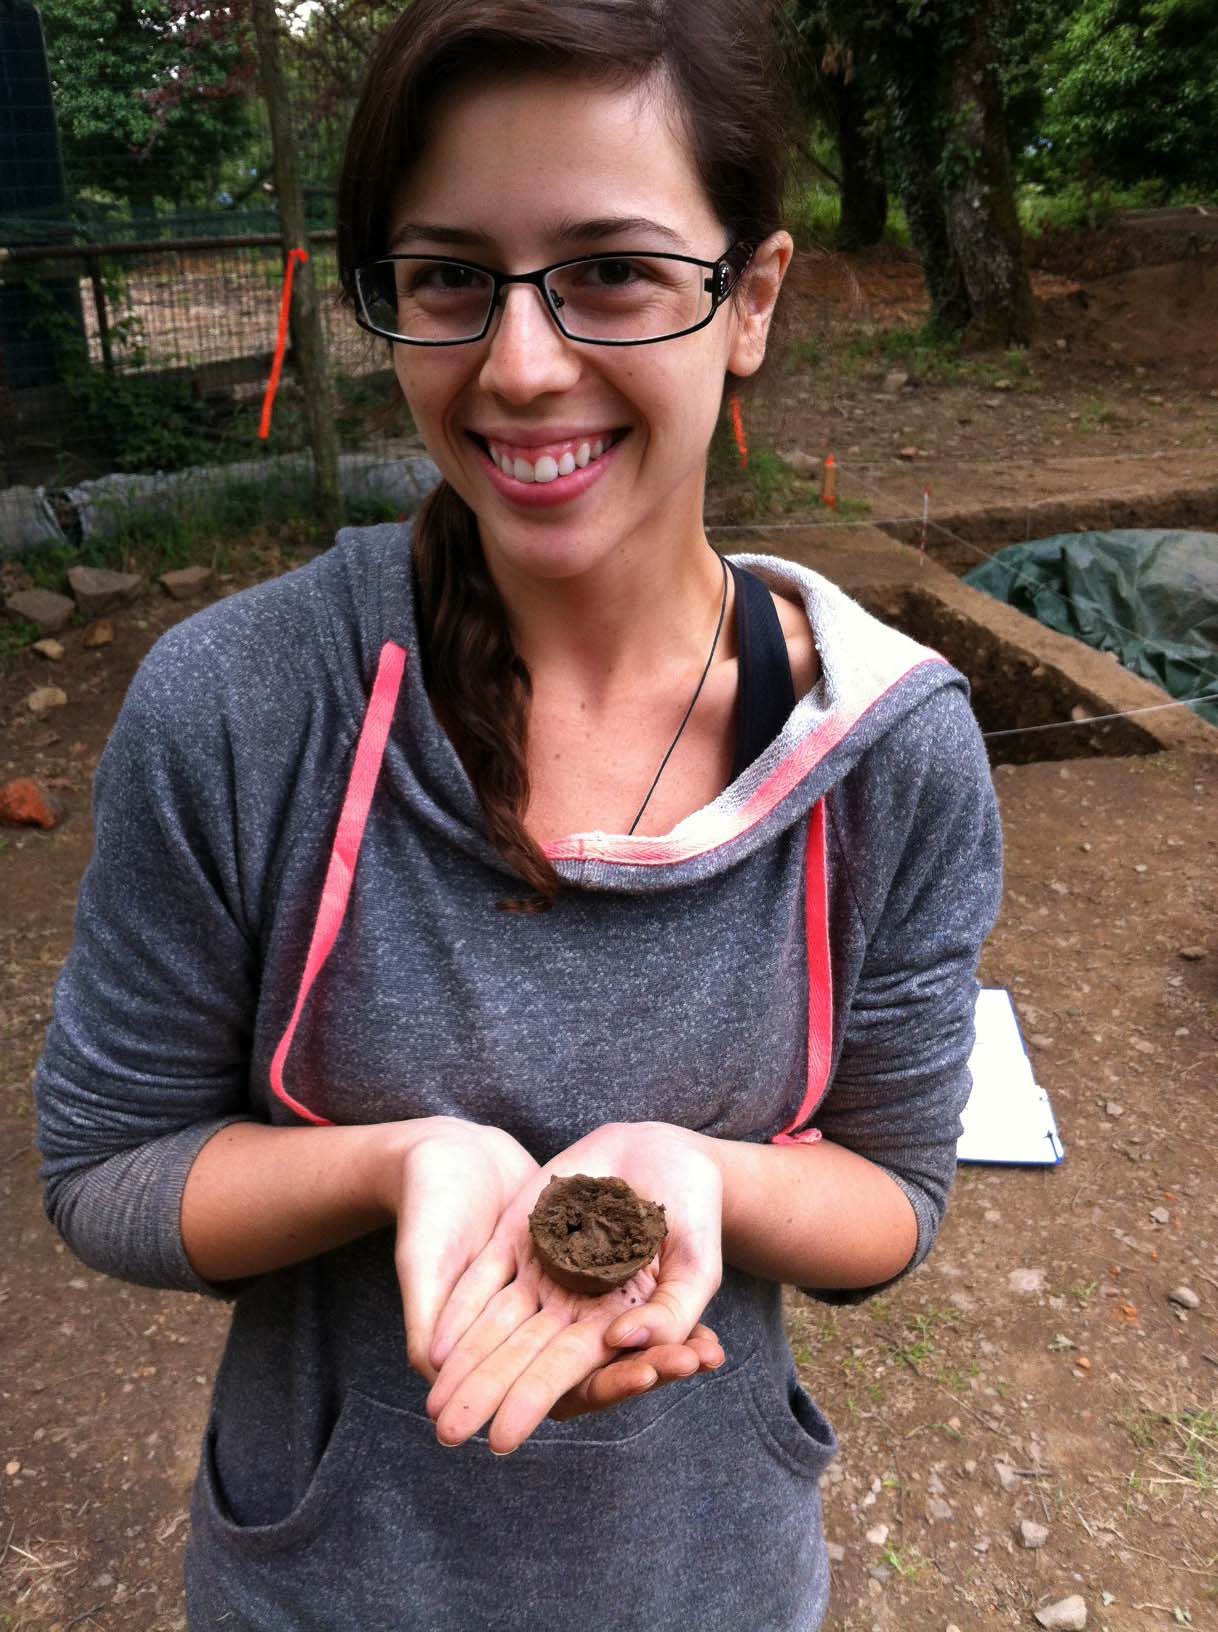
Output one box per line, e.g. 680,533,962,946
957,987,1065,1166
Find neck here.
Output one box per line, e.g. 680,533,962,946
480,528,732,706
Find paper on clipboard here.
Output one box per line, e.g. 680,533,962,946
957,987,1064,1166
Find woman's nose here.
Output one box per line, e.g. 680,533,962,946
477,284,581,402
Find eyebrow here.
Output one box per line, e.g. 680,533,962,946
388,215,690,253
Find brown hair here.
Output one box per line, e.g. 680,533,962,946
336,0,792,911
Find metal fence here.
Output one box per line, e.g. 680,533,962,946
1,1,417,556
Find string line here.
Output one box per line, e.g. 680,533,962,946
835,460,1218,693
705,472,1218,744
981,691,1218,739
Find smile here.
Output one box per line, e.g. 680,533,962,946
471,430,627,485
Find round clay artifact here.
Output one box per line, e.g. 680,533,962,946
528,1173,667,1296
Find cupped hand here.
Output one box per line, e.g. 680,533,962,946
388,1117,541,1386
424,1121,724,1454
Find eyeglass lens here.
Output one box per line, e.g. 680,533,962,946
357,256,716,343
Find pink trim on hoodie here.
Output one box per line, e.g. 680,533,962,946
770,799,833,1146
541,654,946,868
269,641,408,1125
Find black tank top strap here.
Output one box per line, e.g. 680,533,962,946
726,557,797,780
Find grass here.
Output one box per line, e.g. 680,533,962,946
785,185,913,253
1017,177,1184,238
706,416,873,525
881,1544,932,1583
838,324,1034,390
1118,1398,1218,1497
1077,398,1120,432
1,478,403,676
0,617,43,674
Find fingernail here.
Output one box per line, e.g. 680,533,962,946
437,1435,461,1448
490,1445,516,1457
615,1327,649,1347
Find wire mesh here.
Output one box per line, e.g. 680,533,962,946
1,0,413,555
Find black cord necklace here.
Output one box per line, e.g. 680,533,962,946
627,551,729,836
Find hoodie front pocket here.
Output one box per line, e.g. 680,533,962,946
194,1385,378,1558
740,1354,838,1483
185,1358,833,1632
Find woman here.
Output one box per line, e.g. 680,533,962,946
34,1,1004,1627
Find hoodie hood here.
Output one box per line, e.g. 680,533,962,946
314,525,962,893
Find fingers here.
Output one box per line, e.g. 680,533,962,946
433,1318,606,1454
396,1141,512,1384
426,1279,549,1416
554,1324,725,1419
427,1236,522,1373
604,1265,720,1353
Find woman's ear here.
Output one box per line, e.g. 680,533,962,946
726,230,794,379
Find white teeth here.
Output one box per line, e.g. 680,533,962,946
485,436,617,480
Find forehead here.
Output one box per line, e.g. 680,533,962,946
390,71,723,254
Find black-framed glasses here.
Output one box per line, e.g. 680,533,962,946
352,241,756,347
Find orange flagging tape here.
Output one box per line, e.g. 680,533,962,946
822,452,837,508
730,392,749,470
259,247,310,440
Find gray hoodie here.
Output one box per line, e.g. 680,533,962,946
34,525,1003,1631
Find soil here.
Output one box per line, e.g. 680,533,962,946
2,229,1216,1630
528,1174,667,1295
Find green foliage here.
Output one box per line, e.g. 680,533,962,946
1035,0,1218,192
0,617,44,676
18,477,399,608
19,265,236,472
38,0,257,213
785,186,912,250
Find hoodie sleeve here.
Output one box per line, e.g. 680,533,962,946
32,621,263,1298
800,681,1004,1305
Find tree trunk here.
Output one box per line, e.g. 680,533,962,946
939,0,1034,346
881,56,971,332
827,68,888,250
251,0,342,536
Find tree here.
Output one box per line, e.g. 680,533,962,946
790,22,889,250
791,0,1035,345
37,0,257,215
1038,0,1218,194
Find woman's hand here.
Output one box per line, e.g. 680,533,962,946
424,1121,724,1454
382,1117,541,1387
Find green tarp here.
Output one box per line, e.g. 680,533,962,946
963,530,1218,728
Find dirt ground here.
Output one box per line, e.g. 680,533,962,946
2,233,1217,1630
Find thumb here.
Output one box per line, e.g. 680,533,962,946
605,1227,722,1351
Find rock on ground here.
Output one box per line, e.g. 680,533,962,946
1008,1267,1045,1294
67,565,144,618
1035,1595,1087,1630
83,619,115,649
3,588,75,634
1168,1285,1200,1309
159,565,213,601
1019,1519,1050,1549
0,779,60,829
25,685,68,715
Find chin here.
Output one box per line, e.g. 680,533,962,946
483,526,619,582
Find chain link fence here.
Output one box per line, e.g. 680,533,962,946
1,1,432,566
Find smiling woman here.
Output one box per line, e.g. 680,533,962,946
32,2,1004,1629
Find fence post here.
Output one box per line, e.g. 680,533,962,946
250,0,342,536
85,253,114,375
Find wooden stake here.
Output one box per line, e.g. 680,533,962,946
251,0,342,536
